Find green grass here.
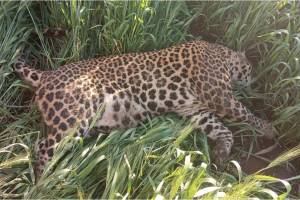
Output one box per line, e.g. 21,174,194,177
1,0,300,199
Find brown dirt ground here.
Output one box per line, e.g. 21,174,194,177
235,137,300,196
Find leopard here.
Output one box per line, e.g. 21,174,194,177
13,40,276,181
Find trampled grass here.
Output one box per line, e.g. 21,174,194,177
0,1,300,199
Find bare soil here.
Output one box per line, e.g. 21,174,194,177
236,137,300,196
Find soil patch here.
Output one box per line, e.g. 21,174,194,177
235,137,300,196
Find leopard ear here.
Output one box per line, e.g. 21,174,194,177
238,51,246,59
241,51,246,57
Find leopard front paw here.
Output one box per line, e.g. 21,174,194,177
212,142,231,169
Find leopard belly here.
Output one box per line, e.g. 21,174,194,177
96,84,198,130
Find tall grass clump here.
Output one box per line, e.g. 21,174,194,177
26,0,195,67
1,0,300,199
24,116,292,199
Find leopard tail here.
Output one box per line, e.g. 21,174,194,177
13,58,44,88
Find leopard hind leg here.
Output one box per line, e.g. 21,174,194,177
34,120,95,182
